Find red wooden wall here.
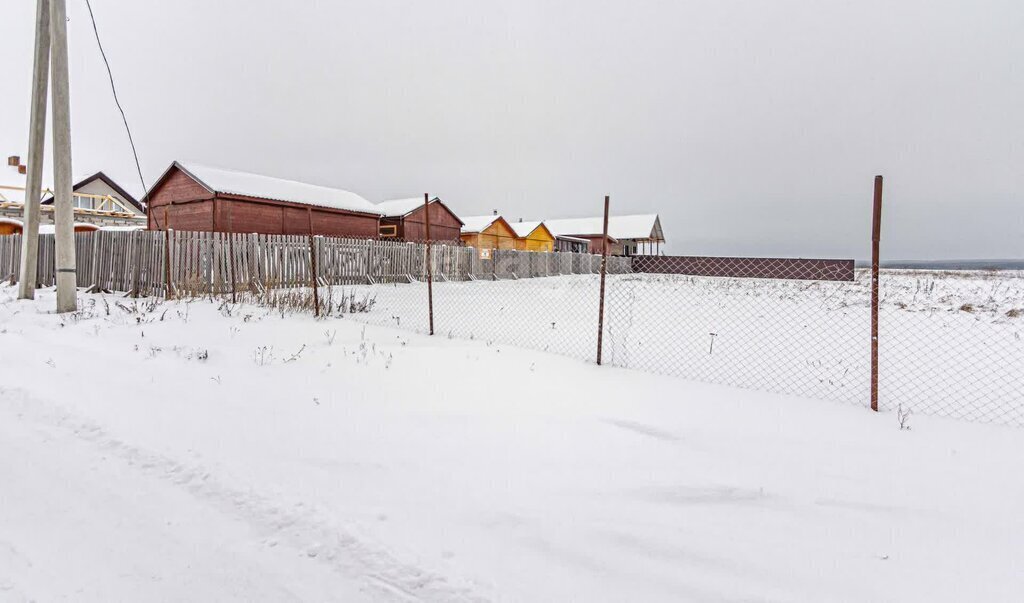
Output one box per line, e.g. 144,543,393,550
380,201,462,242
147,166,379,238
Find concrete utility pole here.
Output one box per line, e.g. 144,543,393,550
17,0,50,300
50,0,77,312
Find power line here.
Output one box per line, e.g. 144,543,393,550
83,0,148,207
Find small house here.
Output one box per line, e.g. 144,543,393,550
554,235,590,253
509,220,555,252
145,162,381,238
460,214,518,251
2,164,146,230
545,214,664,256
376,196,464,243
42,171,145,215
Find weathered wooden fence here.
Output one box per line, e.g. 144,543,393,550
0,230,631,297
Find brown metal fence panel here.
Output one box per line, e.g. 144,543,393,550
632,255,855,281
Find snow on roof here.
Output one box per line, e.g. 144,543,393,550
544,214,662,241
555,234,590,243
460,215,501,234
37,223,98,234
376,197,435,218
176,162,381,215
99,224,147,231
509,220,544,238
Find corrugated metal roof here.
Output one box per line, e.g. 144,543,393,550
509,220,544,238
460,215,502,233
375,197,433,217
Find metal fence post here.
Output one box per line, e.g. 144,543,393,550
596,195,610,365
424,192,435,335
871,175,883,412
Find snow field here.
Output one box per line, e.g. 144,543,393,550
1,283,1024,601
328,269,1024,425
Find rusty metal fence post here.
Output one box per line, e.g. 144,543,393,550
596,195,610,365
870,175,883,411
424,193,435,335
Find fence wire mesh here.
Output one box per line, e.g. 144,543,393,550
3,229,1022,427
607,258,870,405
878,270,1024,425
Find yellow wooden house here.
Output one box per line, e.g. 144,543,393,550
509,220,555,252
460,215,518,250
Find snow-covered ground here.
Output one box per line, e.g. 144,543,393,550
2,284,1023,601
319,269,1024,424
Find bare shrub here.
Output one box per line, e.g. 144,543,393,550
253,345,274,366
897,404,912,430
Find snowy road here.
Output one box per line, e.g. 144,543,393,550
0,389,372,602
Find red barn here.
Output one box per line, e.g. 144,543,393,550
145,162,381,238
375,196,463,243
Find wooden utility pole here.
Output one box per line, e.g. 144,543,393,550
870,175,883,412
17,0,50,300
51,0,77,312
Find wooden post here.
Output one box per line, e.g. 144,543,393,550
228,203,237,303
596,195,611,365
129,229,142,297
164,228,173,299
870,176,883,412
88,229,101,292
424,193,435,335
307,207,320,317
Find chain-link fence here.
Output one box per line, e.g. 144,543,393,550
608,258,1023,426
604,258,870,406
3,226,1021,427
878,269,1024,424
338,247,631,361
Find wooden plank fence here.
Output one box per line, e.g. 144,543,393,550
0,230,629,298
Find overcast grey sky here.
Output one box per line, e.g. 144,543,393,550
2,0,1021,259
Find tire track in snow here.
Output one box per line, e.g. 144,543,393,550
0,387,489,603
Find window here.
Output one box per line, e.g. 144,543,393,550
379,224,398,237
